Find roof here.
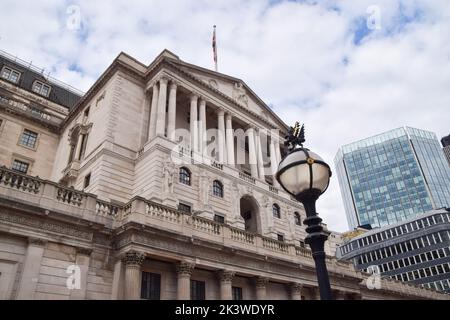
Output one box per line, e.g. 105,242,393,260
0,50,83,110
348,208,449,242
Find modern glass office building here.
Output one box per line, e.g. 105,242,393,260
335,127,450,229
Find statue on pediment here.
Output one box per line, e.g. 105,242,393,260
233,82,248,106
209,79,218,89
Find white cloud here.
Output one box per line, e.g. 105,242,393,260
1,0,449,232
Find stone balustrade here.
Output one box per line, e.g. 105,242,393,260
0,166,41,193
238,171,256,184
269,185,279,194
0,166,115,227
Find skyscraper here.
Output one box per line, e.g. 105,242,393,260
441,134,450,166
335,127,450,229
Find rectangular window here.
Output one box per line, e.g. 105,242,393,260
277,234,284,242
12,159,29,174
190,280,205,300
178,203,191,214
214,214,225,224
19,129,38,148
232,286,243,300
84,107,90,119
1,66,20,83
83,173,91,188
32,80,51,97
140,272,161,300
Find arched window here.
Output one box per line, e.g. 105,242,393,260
179,167,191,186
272,203,281,218
294,212,302,226
213,180,224,198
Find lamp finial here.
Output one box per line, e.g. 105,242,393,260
285,122,305,151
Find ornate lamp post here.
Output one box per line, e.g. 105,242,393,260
275,122,333,300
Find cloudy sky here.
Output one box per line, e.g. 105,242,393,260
1,0,449,232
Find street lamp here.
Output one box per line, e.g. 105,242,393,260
275,122,333,300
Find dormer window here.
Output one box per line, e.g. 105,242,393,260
1,66,21,84
32,80,51,97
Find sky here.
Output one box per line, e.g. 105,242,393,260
1,0,449,232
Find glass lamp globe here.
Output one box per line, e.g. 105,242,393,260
276,147,332,199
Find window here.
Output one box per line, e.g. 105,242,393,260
214,214,225,224
190,280,205,300
232,286,243,300
294,212,301,226
277,234,284,242
141,272,161,300
19,129,38,149
12,159,29,174
179,167,191,185
1,66,20,83
83,173,91,188
83,107,90,119
272,203,280,218
213,180,223,198
299,240,306,248
178,203,191,214
32,80,51,97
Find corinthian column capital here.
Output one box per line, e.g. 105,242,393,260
177,261,195,276
123,251,146,267
255,276,269,288
218,270,235,283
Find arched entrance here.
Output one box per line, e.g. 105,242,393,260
239,195,260,233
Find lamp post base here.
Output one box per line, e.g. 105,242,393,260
297,191,333,300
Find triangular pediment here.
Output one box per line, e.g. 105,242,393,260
162,56,288,131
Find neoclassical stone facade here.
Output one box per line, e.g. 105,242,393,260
0,49,447,300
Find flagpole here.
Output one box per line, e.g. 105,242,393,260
213,25,218,72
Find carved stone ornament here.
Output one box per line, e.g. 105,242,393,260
162,161,176,194
218,270,235,283
261,195,269,208
76,247,93,256
123,251,145,266
232,82,248,106
291,282,303,294
176,261,195,276
209,79,218,89
28,237,47,246
255,276,269,288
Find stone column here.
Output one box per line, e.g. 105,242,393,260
247,127,258,178
256,128,265,179
274,138,282,165
74,133,84,161
176,261,195,300
155,77,168,136
190,94,199,154
255,277,268,300
16,238,46,300
167,82,178,141
123,251,145,300
218,270,235,300
225,113,235,166
269,136,280,187
69,248,92,300
199,98,207,156
148,83,159,140
217,109,226,163
290,283,303,300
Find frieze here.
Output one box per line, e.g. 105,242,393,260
0,211,92,240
